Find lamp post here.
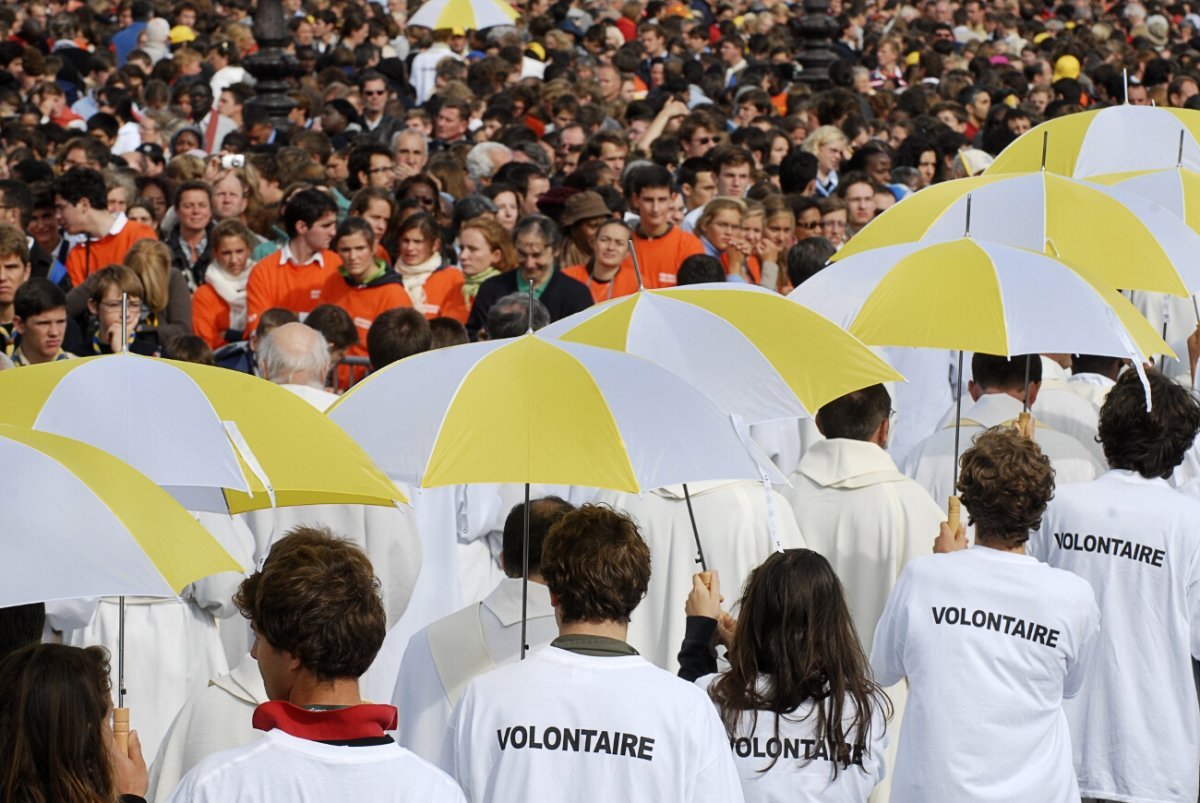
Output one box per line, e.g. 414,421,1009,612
243,0,299,131
793,0,840,91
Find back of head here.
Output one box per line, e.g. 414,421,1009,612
486,293,549,339
709,549,883,771
676,254,725,285
501,496,576,578
305,304,358,352
234,526,386,683
428,316,468,349
1099,368,1200,479
786,237,836,287
0,603,45,663
957,426,1054,547
257,321,330,387
366,307,431,370
970,352,1041,393
256,308,300,343
0,643,114,802
815,384,891,441
1070,354,1123,380
540,505,651,625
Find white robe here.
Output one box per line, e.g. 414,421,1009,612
45,511,255,764
239,501,422,703
1032,357,1105,466
1032,471,1200,802
1065,372,1115,411
147,652,267,802
901,393,1103,516
591,481,805,672
394,579,558,765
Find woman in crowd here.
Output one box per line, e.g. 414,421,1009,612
192,219,255,349
350,187,398,267
680,551,890,802
395,212,468,322
0,643,148,802
483,182,520,232
803,126,849,198
696,197,747,271
458,216,516,310
563,218,636,303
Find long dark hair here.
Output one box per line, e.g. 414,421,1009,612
708,549,890,778
0,643,116,803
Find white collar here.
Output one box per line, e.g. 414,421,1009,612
280,242,325,267
961,392,1027,426
483,577,554,627
1068,372,1116,387
101,211,129,239
798,438,908,489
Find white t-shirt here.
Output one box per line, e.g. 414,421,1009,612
694,674,887,803
167,729,466,802
1032,471,1200,802
870,547,1100,802
447,645,745,803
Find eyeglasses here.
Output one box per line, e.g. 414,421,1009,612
368,165,395,174
691,136,715,145
822,220,847,230
799,221,822,230
99,299,143,312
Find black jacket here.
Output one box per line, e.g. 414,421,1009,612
466,268,593,339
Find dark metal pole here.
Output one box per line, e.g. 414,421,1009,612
520,482,531,659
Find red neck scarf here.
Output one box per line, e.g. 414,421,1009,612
252,701,398,741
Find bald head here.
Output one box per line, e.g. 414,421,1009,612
257,322,331,388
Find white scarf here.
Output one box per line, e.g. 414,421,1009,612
396,253,442,312
205,263,250,330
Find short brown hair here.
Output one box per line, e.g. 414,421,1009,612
0,223,29,264
1099,368,1200,479
540,505,651,625
88,264,144,303
233,526,385,681
957,426,1055,547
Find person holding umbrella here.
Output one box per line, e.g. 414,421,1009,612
872,426,1100,801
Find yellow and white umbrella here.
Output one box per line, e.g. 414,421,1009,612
1089,167,1200,232
793,238,1170,362
988,105,1200,177
540,283,902,423
407,0,518,31
835,171,1200,297
329,333,779,492
0,354,405,513
0,423,239,607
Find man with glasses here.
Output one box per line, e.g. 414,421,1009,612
465,215,592,340
347,143,397,193
359,70,403,146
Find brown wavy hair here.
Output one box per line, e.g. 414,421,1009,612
957,426,1055,547
708,549,890,779
1098,368,1200,479
234,526,386,682
0,644,115,803
540,504,651,625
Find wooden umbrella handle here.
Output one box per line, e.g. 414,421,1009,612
699,570,714,589
113,707,130,755
1017,411,1033,439
947,495,961,532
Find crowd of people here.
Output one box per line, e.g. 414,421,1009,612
0,0,1200,799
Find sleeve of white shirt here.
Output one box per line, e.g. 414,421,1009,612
870,566,912,687
691,697,747,803
1188,548,1200,661
446,689,473,800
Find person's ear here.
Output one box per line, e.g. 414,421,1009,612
872,415,890,447
12,315,23,335
87,298,98,316
1026,380,1041,407
967,379,982,402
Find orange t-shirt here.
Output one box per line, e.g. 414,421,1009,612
320,272,414,359
562,263,642,304
417,268,468,323
245,246,343,331
192,284,233,350
65,218,159,287
721,252,762,285
622,227,706,289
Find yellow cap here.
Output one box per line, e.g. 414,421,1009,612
905,50,921,66
1053,54,1081,81
169,24,196,44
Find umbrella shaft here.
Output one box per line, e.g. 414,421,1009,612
683,483,708,571
520,483,530,660
952,350,964,492
118,595,126,707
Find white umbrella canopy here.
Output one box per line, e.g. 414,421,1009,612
539,283,902,424
0,423,240,608
407,0,518,31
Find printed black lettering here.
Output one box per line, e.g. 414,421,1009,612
581,729,597,751
753,738,767,758
529,726,542,749
1096,536,1111,555
1083,534,1096,551
510,726,527,749
1031,624,1048,645
931,606,947,624
637,736,655,761
945,607,960,624
1152,548,1166,567
1053,532,1064,548
1002,614,1016,633
986,612,1002,631
812,739,829,760
783,738,800,759
1012,619,1026,638
1120,540,1134,559
595,730,612,755
766,738,781,758
497,727,512,750
971,609,987,627
620,733,638,758
1046,629,1060,648
802,738,814,759
544,727,561,750
563,727,580,752
734,737,751,758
